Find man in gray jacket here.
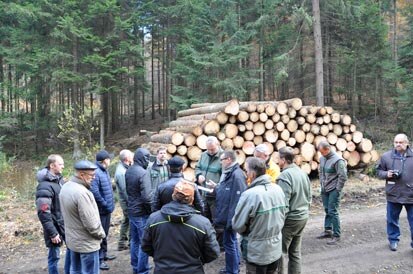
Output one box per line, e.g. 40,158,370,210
115,149,134,251
60,160,106,274
277,147,312,274
377,133,413,251
233,157,286,274
317,141,348,245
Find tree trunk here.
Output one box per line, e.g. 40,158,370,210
312,0,324,106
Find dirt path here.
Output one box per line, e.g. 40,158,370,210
2,183,413,274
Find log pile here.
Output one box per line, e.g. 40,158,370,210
142,98,378,180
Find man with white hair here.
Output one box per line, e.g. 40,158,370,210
377,133,413,251
115,149,134,251
254,144,280,183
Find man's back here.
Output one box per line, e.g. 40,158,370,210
142,201,219,274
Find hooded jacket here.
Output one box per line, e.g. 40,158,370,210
142,201,220,274
151,173,205,214
90,161,114,214
214,163,246,229
232,174,286,265
377,147,413,204
59,176,106,253
126,148,152,217
35,168,65,247
319,151,348,192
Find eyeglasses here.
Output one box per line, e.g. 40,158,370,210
220,157,229,162
82,172,95,177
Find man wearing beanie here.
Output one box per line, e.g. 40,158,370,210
142,181,220,274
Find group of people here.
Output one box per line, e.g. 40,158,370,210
34,133,413,274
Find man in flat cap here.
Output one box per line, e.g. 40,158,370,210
254,144,280,183
142,181,220,274
60,160,106,274
90,150,116,271
151,156,204,213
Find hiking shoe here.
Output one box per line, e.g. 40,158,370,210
316,230,333,239
389,242,398,251
327,236,341,245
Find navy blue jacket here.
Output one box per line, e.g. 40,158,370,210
90,162,115,215
126,148,152,217
35,168,65,247
214,163,246,229
151,173,205,214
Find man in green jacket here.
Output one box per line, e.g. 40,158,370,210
277,147,312,274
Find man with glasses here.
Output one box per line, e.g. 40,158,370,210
60,160,106,274
377,133,413,251
36,154,70,274
214,150,246,274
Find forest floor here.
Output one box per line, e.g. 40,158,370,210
1,176,413,274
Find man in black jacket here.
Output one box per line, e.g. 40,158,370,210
35,154,70,274
142,180,220,274
125,148,152,274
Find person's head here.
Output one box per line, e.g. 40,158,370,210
278,147,295,169
96,150,114,168
156,147,167,162
172,180,195,205
168,156,185,173
245,157,266,182
220,150,236,169
134,148,151,169
206,136,220,156
317,141,331,157
394,133,409,154
46,154,64,175
74,160,98,186
254,144,270,161
119,149,134,166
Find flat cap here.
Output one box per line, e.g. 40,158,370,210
168,156,185,168
255,144,269,154
74,160,98,170
96,150,114,161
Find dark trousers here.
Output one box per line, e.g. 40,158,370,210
280,218,308,274
386,201,413,244
321,189,341,237
99,213,111,261
246,259,279,274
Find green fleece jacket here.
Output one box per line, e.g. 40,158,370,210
277,164,312,221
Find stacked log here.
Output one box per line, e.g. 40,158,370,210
142,98,377,180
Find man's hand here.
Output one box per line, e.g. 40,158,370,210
198,175,206,184
51,234,62,244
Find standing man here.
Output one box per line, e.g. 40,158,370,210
232,157,286,274
194,136,223,221
59,160,106,274
115,149,134,251
276,147,312,274
142,180,220,273
214,150,246,274
254,144,280,183
90,150,116,271
148,146,170,190
317,141,348,245
377,133,413,251
151,156,204,213
36,154,70,274
125,148,152,274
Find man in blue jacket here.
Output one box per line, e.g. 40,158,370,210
214,150,246,274
377,133,413,251
90,149,116,271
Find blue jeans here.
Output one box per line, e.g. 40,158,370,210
130,215,150,274
70,250,100,274
321,189,341,237
223,229,240,274
47,246,71,274
386,201,413,245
